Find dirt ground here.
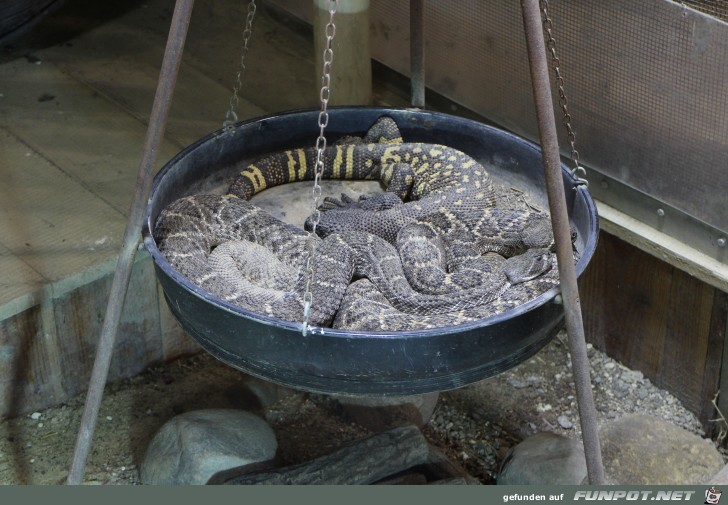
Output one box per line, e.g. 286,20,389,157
0,329,718,485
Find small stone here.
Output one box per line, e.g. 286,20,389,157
620,369,644,384
604,362,616,370
586,343,596,357
613,379,629,393
497,432,587,485
106,416,113,421
507,378,527,389
30,412,41,420
614,389,628,399
557,416,573,429
526,375,541,385
140,409,278,485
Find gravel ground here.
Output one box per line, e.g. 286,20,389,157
424,331,712,483
0,330,721,485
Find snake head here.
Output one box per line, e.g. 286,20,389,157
523,214,579,254
521,213,555,249
503,248,553,284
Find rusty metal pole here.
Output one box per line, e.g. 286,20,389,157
66,0,195,485
520,0,605,484
410,0,425,108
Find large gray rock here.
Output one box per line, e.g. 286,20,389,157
140,409,278,485
497,432,587,485
333,393,439,431
599,414,723,484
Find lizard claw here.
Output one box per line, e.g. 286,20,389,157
320,193,367,211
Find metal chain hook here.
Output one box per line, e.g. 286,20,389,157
540,0,588,186
224,0,257,134
302,0,338,336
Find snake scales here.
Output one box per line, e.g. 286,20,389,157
154,116,569,331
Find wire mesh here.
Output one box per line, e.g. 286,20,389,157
361,0,728,235
677,0,728,22
267,0,728,240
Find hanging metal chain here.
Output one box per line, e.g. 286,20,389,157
223,0,257,133
302,0,338,336
540,0,588,185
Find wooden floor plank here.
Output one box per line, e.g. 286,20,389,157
163,1,320,113
0,127,125,284
37,18,267,148
0,58,180,216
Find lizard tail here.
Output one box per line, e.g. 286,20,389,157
228,143,386,200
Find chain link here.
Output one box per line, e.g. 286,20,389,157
223,0,257,134
302,0,337,336
540,0,587,185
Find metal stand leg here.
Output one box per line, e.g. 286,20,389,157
66,0,196,485
520,0,606,485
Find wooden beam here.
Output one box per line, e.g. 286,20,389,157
212,425,430,485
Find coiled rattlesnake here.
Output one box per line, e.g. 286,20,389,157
154,116,565,331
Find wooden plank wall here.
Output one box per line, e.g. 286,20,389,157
0,251,201,418
580,230,728,429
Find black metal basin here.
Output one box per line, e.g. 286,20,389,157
142,107,599,396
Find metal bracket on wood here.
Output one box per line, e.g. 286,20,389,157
66,0,196,485
521,0,605,484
